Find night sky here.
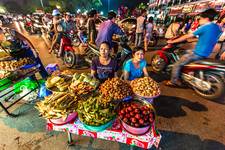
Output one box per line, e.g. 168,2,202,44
100,0,149,12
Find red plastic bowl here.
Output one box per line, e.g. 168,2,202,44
49,112,78,125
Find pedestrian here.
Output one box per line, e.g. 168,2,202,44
135,9,147,47
144,17,154,51
87,10,97,44
165,17,183,39
183,18,192,33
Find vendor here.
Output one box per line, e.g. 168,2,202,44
123,47,149,81
91,41,118,82
0,27,48,79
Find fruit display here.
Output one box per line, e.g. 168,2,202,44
70,73,100,95
0,58,34,71
77,95,116,126
118,99,155,128
130,77,160,98
46,75,72,92
99,78,133,100
118,99,156,135
36,93,81,119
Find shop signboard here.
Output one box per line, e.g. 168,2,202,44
193,2,209,14
182,5,194,14
169,7,183,16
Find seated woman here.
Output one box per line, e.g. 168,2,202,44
91,41,118,82
123,47,149,80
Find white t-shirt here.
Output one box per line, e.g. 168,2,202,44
136,16,145,33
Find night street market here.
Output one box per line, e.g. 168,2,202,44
0,0,225,150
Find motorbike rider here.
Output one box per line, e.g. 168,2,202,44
166,8,222,86
49,9,62,54
57,12,76,57
217,13,225,60
95,11,125,54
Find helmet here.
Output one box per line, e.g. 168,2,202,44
52,9,60,16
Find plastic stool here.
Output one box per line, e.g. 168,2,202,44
45,64,59,75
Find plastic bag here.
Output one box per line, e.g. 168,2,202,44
37,83,52,99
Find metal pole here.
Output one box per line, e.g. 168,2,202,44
108,0,110,12
40,0,44,8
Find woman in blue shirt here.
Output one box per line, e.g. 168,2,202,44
123,47,149,80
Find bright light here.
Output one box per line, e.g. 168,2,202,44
83,10,88,15
100,11,103,15
56,5,61,9
77,9,81,13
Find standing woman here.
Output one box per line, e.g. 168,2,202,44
144,17,154,51
123,47,149,81
91,41,118,82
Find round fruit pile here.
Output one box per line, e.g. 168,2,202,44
100,78,133,100
131,77,160,98
118,101,155,128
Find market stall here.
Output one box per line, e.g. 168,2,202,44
0,31,45,117
37,72,162,149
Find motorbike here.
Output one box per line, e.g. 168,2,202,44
151,42,225,102
52,30,80,68
84,35,132,69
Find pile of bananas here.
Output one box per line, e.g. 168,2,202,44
70,73,100,95
100,78,133,100
77,95,116,126
36,93,81,119
46,76,71,92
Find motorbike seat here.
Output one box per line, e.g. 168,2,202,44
191,59,225,65
89,43,98,50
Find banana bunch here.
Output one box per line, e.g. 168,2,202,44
77,95,116,126
36,93,81,119
72,73,100,89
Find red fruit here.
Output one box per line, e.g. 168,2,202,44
120,110,125,115
130,112,135,117
128,106,132,111
135,114,141,119
125,114,130,118
144,106,149,110
149,113,154,118
134,108,140,113
123,118,128,123
149,118,154,123
134,123,139,127
131,118,137,123
144,116,149,121
143,111,147,115
139,119,144,125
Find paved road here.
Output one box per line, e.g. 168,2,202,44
0,23,224,150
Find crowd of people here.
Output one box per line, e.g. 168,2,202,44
1,7,225,87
